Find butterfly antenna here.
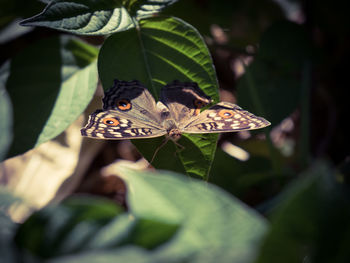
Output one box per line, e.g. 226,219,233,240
149,137,170,164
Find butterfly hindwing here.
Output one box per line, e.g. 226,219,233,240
103,79,163,124
81,110,167,139
183,102,271,134
160,81,212,125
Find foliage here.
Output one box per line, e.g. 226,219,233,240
0,0,349,262
97,16,219,177
1,0,220,178
3,36,98,157
12,169,266,263
255,162,350,263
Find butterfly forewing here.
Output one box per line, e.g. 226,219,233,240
81,110,167,139
160,81,212,124
183,102,271,134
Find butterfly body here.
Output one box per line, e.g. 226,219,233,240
81,80,270,140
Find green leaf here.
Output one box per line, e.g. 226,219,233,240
15,196,124,259
15,169,267,263
98,16,219,178
255,161,350,263
4,35,98,158
117,167,268,262
0,65,12,161
0,187,23,263
14,192,179,261
20,0,178,35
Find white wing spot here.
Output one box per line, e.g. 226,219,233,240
96,133,105,138
217,123,225,129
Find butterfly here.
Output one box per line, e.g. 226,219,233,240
81,80,270,140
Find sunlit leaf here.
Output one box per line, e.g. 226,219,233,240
4,36,98,158
20,0,177,35
118,167,268,262
98,16,219,178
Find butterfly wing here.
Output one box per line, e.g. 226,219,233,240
81,79,167,139
81,110,167,139
182,102,271,133
103,79,163,123
160,81,212,125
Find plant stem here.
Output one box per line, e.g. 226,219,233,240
132,17,157,98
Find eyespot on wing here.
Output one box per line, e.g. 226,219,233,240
116,99,132,111
218,109,234,118
103,118,120,126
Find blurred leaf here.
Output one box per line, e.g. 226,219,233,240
98,16,219,178
0,18,33,44
238,21,313,126
0,187,22,263
0,186,22,233
14,169,267,263
3,35,98,158
236,138,275,158
20,0,178,35
164,0,285,46
15,196,124,259
209,147,275,199
0,65,12,161
258,21,312,70
48,247,154,263
0,0,45,30
255,161,350,263
118,167,267,262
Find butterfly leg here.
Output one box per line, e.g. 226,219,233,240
149,137,170,164
173,140,185,156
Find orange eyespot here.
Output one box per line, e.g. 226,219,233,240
194,99,207,115
218,110,234,118
116,99,131,111
103,118,120,126
194,99,206,108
